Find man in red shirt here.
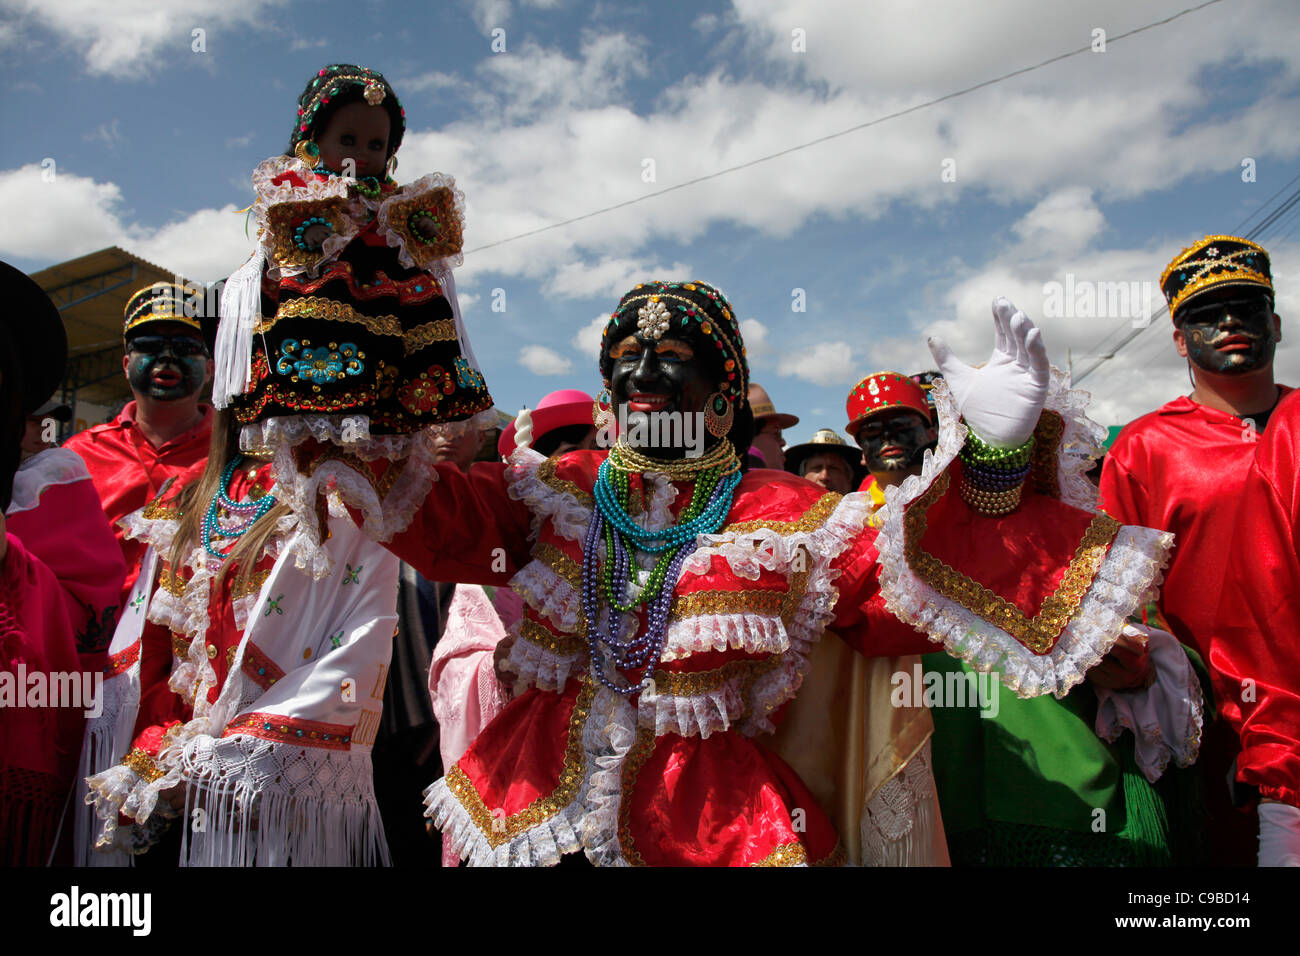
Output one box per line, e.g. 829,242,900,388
65,282,215,609
1100,234,1290,864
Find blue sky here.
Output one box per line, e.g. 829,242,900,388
2,0,1298,436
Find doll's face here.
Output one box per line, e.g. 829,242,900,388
316,101,392,177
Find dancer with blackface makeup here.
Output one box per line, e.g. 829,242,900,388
277,281,1177,866
1101,235,1291,865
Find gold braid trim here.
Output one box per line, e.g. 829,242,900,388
752,841,809,866
811,841,848,867
260,297,404,337
444,679,594,848
403,319,458,354
232,568,272,601
158,567,187,595
670,588,786,618
905,471,1122,653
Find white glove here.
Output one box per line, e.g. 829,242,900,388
1258,801,1300,866
928,297,1049,448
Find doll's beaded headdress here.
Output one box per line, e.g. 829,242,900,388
290,64,406,156
600,281,749,404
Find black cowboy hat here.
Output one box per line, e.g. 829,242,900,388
0,260,68,415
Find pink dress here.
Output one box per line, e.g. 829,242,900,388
427,584,512,866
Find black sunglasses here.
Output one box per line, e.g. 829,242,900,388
127,334,208,357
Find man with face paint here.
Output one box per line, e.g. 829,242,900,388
1100,235,1291,865
65,283,215,611
845,372,938,517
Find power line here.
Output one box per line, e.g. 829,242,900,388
1075,182,1300,384
465,0,1228,255
1071,167,1300,369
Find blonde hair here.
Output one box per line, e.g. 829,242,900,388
167,409,291,597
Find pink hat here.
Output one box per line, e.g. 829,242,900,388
498,388,596,458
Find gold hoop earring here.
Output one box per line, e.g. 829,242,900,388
703,390,734,438
294,139,321,168
593,386,614,429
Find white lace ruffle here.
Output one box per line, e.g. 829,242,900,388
427,687,636,866
375,171,467,273
876,380,1175,699
178,732,389,866
1043,366,1110,511
7,448,91,516
509,559,582,632
501,626,585,693
1094,624,1204,782
505,448,591,544
251,155,356,280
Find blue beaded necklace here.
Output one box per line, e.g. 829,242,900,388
202,456,278,561
580,442,742,696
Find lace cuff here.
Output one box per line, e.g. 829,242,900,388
1094,624,1203,781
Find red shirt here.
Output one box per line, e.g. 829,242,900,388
1099,388,1292,663
64,402,212,609
1214,389,1300,807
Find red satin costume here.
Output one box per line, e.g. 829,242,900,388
65,402,212,610
1213,388,1300,809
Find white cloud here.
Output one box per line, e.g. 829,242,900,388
778,340,858,384
548,255,693,300
0,164,255,281
2,0,285,76
519,344,574,375
83,119,123,151
1011,187,1106,260
572,313,608,358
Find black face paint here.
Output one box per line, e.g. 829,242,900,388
126,335,208,401
1177,292,1277,376
857,411,935,474
607,330,714,460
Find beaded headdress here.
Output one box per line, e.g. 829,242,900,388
122,282,206,341
600,281,749,403
1159,235,1273,321
290,64,405,156
845,371,930,439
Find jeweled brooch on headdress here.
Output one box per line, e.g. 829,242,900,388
636,297,671,340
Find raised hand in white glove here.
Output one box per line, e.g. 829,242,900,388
927,297,1050,449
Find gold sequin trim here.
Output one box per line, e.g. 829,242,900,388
670,588,786,618
752,841,809,867
261,296,403,337
530,541,582,589
724,492,841,536
1029,410,1064,499
905,471,1121,653
652,654,783,698
122,748,165,783
403,319,458,354
265,199,350,272
517,617,587,657
617,727,657,866
232,569,272,601
535,455,593,506
142,500,181,520
158,568,187,595
170,633,190,659
445,679,594,848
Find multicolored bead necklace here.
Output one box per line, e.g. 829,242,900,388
203,456,278,560
581,440,742,695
